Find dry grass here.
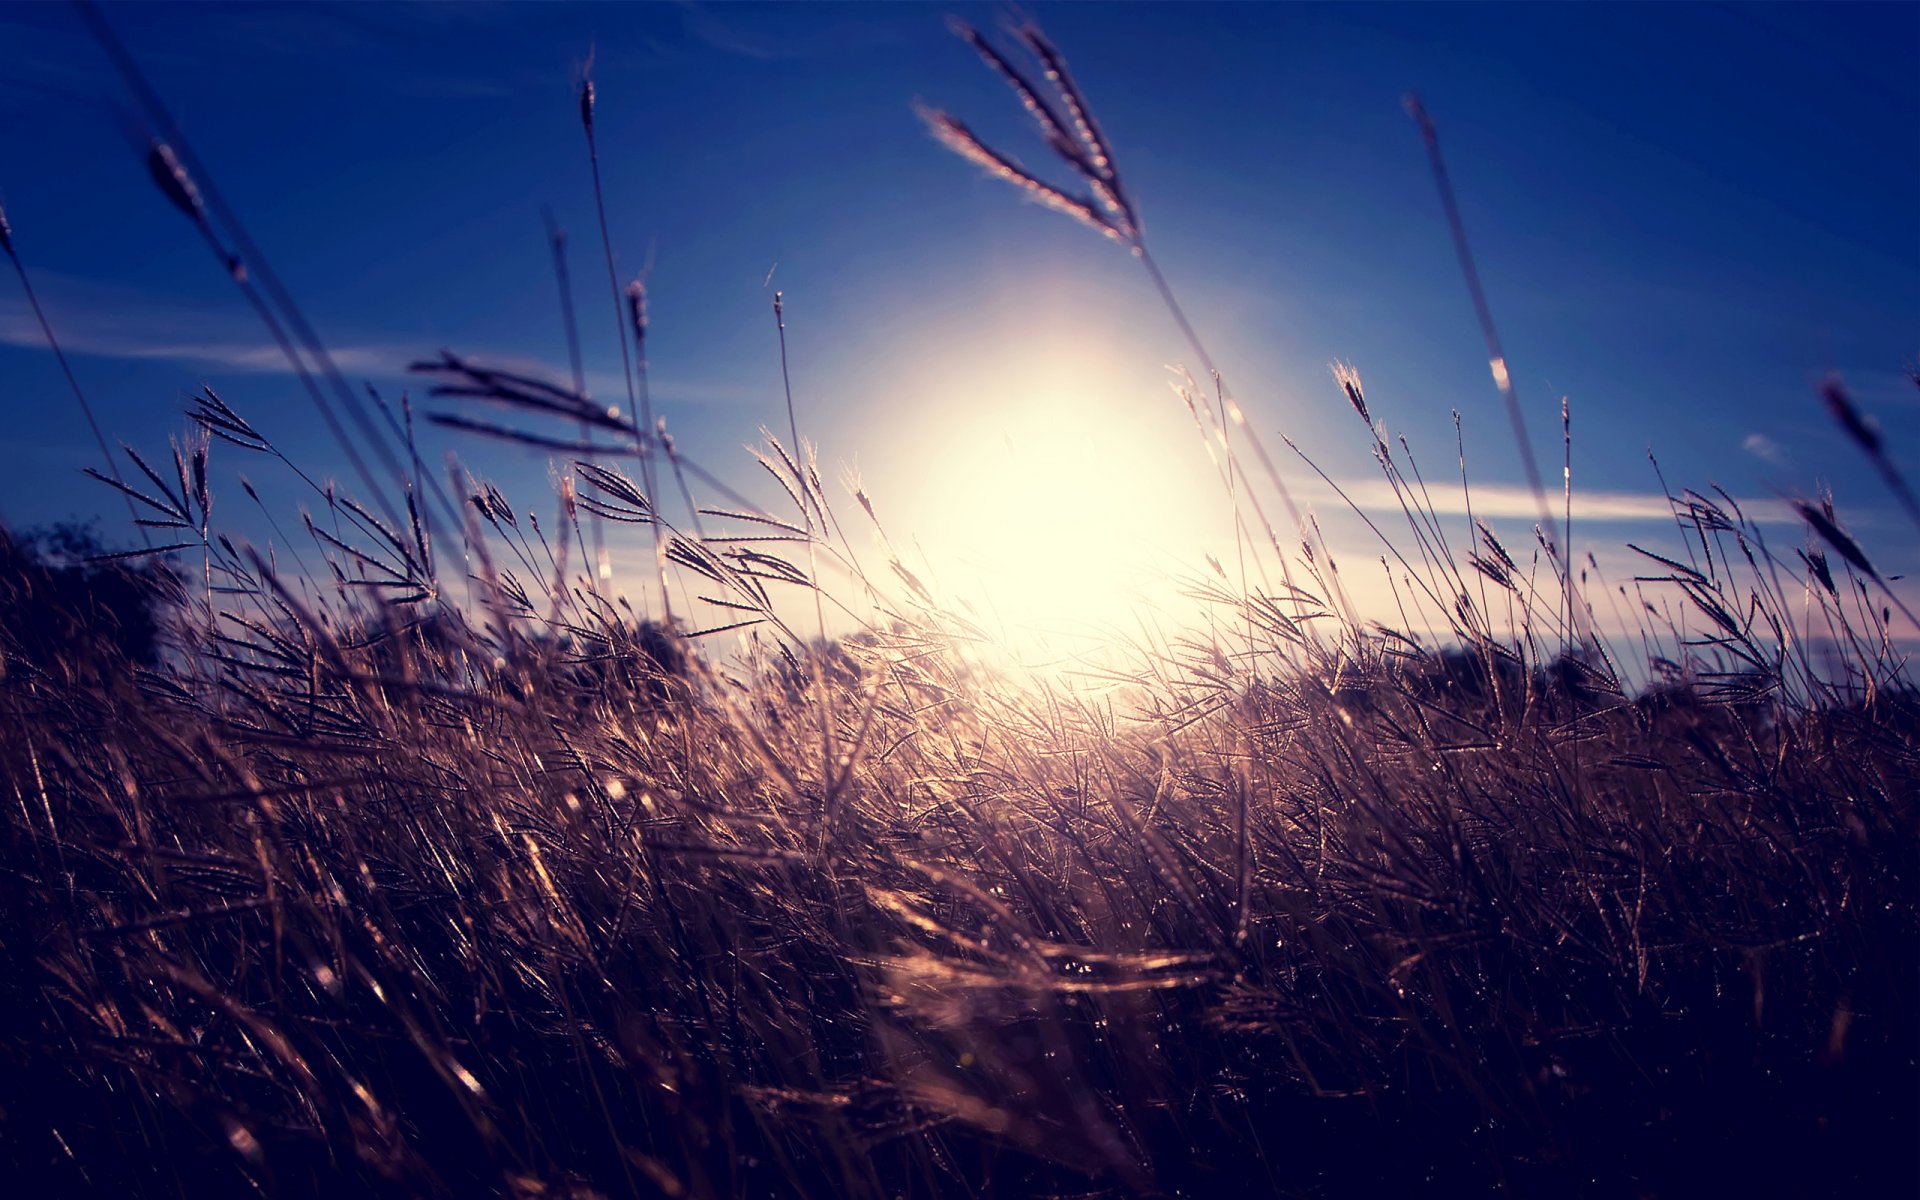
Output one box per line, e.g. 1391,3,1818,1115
2,18,1916,1200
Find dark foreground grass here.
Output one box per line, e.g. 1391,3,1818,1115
4,17,1919,1200
2,508,1916,1199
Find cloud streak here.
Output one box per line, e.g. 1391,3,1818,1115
0,323,406,377
0,277,415,380
1304,477,1798,526
0,281,764,415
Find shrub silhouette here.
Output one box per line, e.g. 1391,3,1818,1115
0,523,178,679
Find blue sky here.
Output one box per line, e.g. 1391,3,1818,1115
2,2,1915,637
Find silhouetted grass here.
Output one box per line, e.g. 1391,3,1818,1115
2,17,1916,1200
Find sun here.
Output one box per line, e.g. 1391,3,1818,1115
869,334,1226,646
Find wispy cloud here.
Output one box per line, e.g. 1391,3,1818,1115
1307,477,1798,526
0,274,413,378
676,4,781,62
1743,432,1788,467
1,309,408,374
1,277,769,426
0,322,407,377
673,1,915,63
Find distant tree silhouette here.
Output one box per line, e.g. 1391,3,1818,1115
0,523,179,679
540,616,689,708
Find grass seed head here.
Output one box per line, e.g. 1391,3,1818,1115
146,141,206,225
1821,377,1882,455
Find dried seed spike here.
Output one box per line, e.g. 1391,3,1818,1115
1793,498,1877,580
1017,23,1111,173
1819,375,1920,533
576,461,655,519
1821,377,1882,455
918,107,1121,242
1331,361,1370,424
191,387,269,451
1404,92,1437,145
406,486,429,575
192,439,210,523
626,278,648,352
1800,548,1837,595
171,439,192,516
1017,21,1136,233
146,141,206,225
0,198,14,258
1471,554,1516,592
1476,520,1517,573
123,442,187,517
949,19,1083,170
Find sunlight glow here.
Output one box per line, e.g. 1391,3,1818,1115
874,332,1224,644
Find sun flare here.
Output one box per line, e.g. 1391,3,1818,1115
875,337,1223,643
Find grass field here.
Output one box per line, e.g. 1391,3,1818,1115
2,18,1916,1199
